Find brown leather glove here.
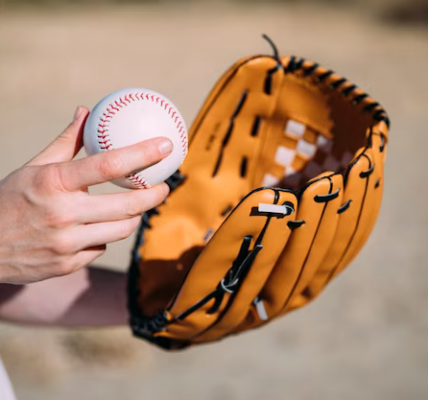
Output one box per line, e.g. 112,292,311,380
128,38,389,350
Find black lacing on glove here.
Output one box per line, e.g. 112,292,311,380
285,55,390,128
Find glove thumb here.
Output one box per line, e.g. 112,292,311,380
27,106,89,166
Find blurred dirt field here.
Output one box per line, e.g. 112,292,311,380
0,2,428,400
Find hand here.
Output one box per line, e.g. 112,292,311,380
0,106,172,284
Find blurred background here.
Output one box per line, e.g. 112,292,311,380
0,0,427,399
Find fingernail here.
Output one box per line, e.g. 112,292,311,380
73,106,82,123
158,139,173,155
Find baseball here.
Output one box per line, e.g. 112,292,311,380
83,88,188,189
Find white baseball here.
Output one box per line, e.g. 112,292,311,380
83,88,188,189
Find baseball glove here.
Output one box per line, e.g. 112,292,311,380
128,37,389,350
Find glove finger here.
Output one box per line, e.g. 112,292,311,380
232,173,343,333
288,146,376,310
193,189,299,343
270,174,343,316
155,188,297,342
330,128,387,276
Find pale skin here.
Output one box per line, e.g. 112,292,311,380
0,106,172,326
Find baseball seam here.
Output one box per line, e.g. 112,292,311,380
97,91,188,189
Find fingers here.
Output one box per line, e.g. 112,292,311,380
67,216,142,251
69,246,107,274
57,137,173,191
27,106,89,166
77,183,169,223
52,246,107,277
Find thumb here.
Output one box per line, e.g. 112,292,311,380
27,106,89,167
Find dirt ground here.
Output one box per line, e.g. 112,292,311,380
0,2,427,400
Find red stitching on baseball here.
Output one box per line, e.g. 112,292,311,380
127,173,149,189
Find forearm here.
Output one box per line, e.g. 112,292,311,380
0,266,128,327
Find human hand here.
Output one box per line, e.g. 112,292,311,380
0,106,172,284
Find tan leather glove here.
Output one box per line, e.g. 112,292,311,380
128,38,389,350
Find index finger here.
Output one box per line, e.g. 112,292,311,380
58,137,173,191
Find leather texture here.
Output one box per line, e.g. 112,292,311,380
128,52,390,350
